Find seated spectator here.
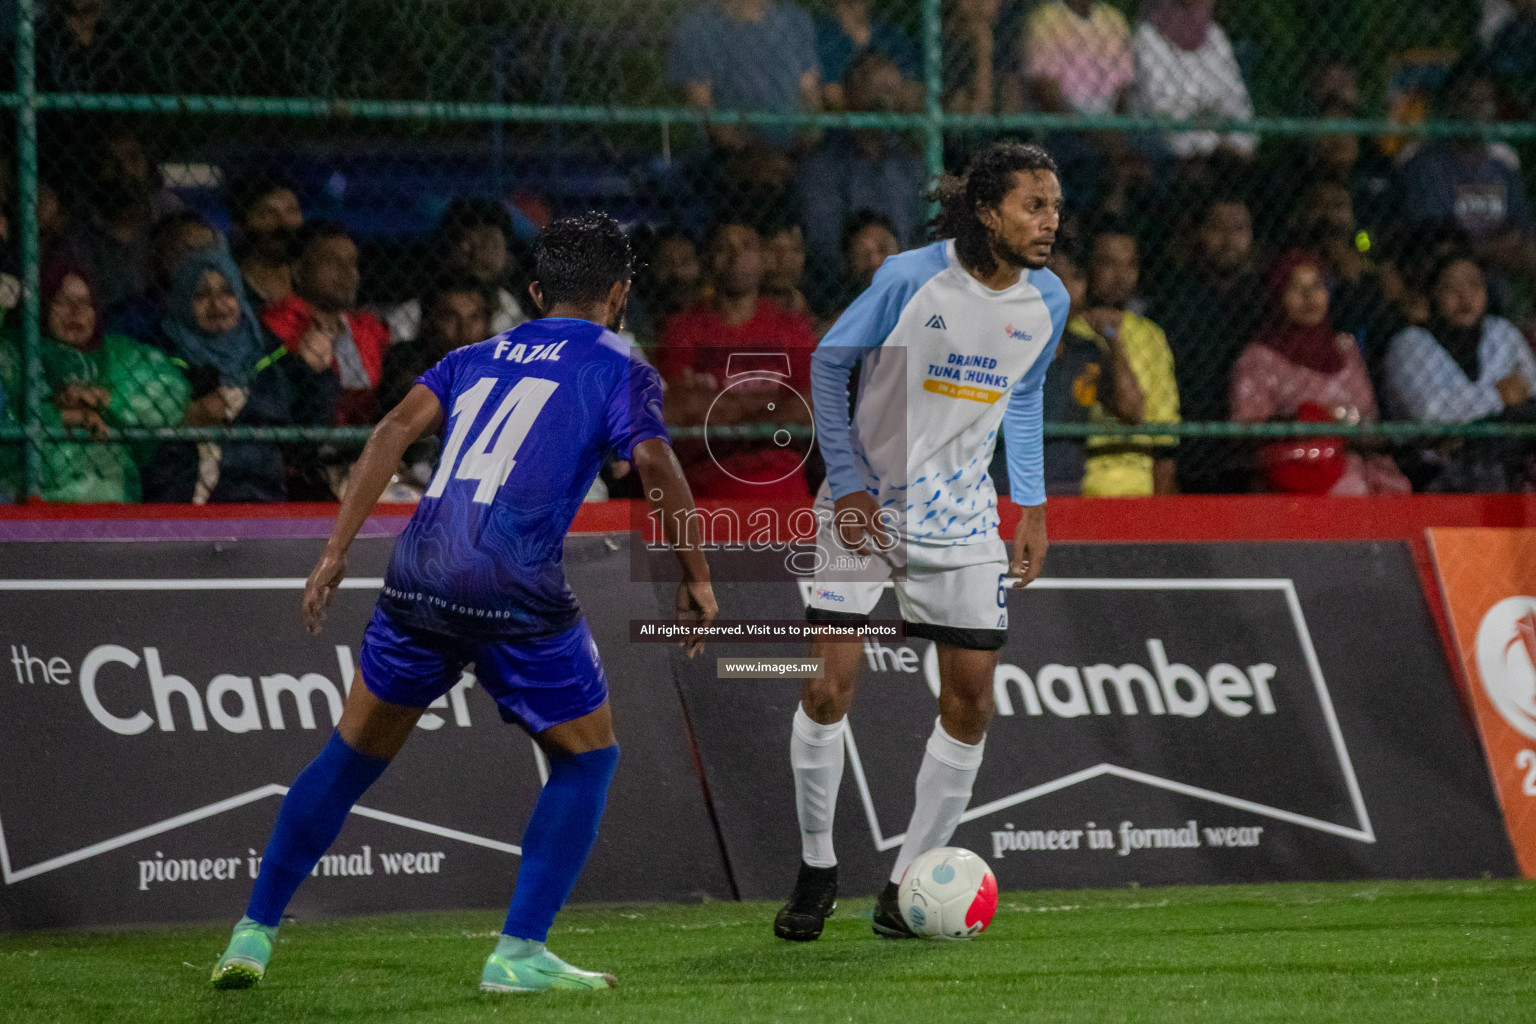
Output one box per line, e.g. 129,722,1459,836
379,274,492,414
815,0,921,111
1229,252,1410,495
387,198,528,344
945,0,1005,114
0,257,187,502
261,221,389,426
108,210,218,340
1267,98,1395,245
1022,0,1137,214
1024,0,1134,116
1077,221,1180,495
1149,192,1257,491
842,211,899,286
1039,240,1145,495
144,246,339,503
1130,0,1256,159
797,52,927,311
631,228,702,350
820,209,900,322
37,180,69,258
761,213,811,316
1288,180,1400,368
227,173,305,311
64,124,185,309
1385,253,1536,491
1382,254,1536,423
36,0,140,94
657,216,818,498
669,0,821,151
1397,61,1536,291
1304,58,1362,116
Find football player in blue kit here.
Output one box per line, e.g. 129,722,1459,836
211,214,716,993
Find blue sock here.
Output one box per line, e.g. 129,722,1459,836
246,732,390,927
502,745,620,942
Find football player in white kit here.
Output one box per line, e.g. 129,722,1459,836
774,142,1068,940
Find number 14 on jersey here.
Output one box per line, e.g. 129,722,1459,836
426,375,560,503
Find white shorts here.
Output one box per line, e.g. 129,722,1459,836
803,522,1010,651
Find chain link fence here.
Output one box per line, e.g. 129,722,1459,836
2,0,1536,503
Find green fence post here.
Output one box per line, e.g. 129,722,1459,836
14,0,38,500
922,0,944,188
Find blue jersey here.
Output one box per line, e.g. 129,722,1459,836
378,318,669,640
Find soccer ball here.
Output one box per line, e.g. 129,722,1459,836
897,846,998,939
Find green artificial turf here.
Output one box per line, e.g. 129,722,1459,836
2,879,1533,1023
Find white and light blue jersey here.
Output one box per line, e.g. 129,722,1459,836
810,239,1070,546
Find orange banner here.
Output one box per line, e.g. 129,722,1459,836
1428,528,1536,876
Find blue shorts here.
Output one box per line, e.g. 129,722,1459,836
358,608,609,734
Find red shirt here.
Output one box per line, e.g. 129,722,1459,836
262,293,391,425
657,297,818,499
656,297,816,389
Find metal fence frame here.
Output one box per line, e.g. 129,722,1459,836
4,0,1535,497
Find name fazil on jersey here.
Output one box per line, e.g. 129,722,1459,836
490,338,568,363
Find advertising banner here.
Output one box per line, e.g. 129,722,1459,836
0,537,732,929
673,542,1517,900
1428,528,1536,877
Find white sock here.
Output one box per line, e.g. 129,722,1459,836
791,703,846,868
890,718,985,885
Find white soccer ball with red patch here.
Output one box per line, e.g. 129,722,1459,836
897,846,997,939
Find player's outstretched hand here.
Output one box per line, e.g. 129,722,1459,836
302,548,347,635
675,579,718,658
1007,504,1048,590
832,490,888,556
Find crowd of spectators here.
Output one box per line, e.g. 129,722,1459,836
5,0,1536,504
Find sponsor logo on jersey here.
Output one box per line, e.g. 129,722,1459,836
925,314,947,330
923,352,1010,402
814,587,845,603
1004,324,1032,341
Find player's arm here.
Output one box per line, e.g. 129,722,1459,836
302,385,443,634
631,437,717,657
812,256,920,551
1004,322,1063,590
1003,375,1049,590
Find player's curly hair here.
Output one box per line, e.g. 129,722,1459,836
533,212,634,308
928,142,1058,278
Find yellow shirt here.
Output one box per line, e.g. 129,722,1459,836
1072,312,1180,496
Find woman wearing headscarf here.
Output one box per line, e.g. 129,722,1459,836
1384,252,1536,491
1229,250,1410,495
144,245,339,503
1130,0,1256,158
0,256,189,502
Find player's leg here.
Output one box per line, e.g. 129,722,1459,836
775,527,888,941
475,621,620,993
773,632,863,941
211,614,456,989
873,553,1006,938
